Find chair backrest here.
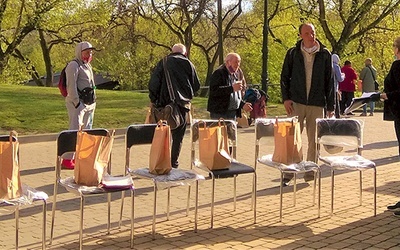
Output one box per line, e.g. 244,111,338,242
190,119,237,161
254,117,297,168
55,128,110,179
125,124,157,174
316,118,363,156
0,135,17,142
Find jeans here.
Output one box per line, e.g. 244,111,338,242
362,101,375,114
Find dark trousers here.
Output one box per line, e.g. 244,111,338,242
395,120,400,156
340,91,354,114
171,108,188,168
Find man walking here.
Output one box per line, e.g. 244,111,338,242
149,43,200,168
280,23,334,185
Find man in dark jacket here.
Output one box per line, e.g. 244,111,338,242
149,43,200,168
280,23,334,184
207,53,252,120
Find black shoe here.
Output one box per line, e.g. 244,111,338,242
393,210,400,217
387,201,400,210
282,178,291,187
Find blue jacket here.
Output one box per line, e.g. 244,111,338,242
280,39,334,111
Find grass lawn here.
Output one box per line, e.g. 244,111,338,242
0,85,286,135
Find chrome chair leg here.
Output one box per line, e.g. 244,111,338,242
194,181,199,233
50,180,59,244
331,169,334,216
130,189,134,249
15,206,19,250
233,175,237,211
79,196,85,250
317,169,321,218
211,175,215,229
359,171,363,206
279,172,283,222
313,171,317,205
42,200,47,250
167,187,170,220
186,186,191,216
119,191,125,228
253,172,257,224
373,168,377,216
293,173,297,206
107,193,111,234
152,185,157,239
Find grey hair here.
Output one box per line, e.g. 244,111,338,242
172,43,186,55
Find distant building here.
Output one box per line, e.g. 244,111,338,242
25,72,120,90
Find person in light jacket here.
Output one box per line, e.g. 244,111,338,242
62,41,97,169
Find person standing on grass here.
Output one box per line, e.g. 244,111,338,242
62,41,97,169
280,23,334,185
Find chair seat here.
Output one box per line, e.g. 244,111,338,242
319,154,376,170
258,154,319,173
208,161,255,178
60,177,134,195
0,184,48,214
131,168,205,190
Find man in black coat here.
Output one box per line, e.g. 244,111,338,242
149,43,201,168
207,53,253,120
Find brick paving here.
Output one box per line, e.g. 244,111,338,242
1,112,399,249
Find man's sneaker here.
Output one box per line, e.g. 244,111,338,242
360,112,367,116
369,113,374,116
393,210,400,217
387,201,400,210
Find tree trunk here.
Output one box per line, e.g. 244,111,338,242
39,29,53,87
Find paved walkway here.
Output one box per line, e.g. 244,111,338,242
1,113,400,250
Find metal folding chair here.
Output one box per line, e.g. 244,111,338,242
49,129,134,249
254,117,321,221
120,124,203,239
316,118,376,216
190,119,256,228
0,134,48,250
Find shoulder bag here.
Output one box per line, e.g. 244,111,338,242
368,66,379,91
151,57,184,130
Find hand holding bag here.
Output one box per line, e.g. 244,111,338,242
74,129,115,186
149,121,172,175
198,119,232,170
272,117,303,165
0,131,22,199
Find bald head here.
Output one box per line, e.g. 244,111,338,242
172,43,187,55
225,53,241,73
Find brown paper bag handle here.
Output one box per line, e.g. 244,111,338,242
9,130,18,142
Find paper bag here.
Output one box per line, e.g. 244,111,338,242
272,118,303,164
74,130,114,186
198,120,231,170
0,131,22,199
149,121,172,175
237,112,249,128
